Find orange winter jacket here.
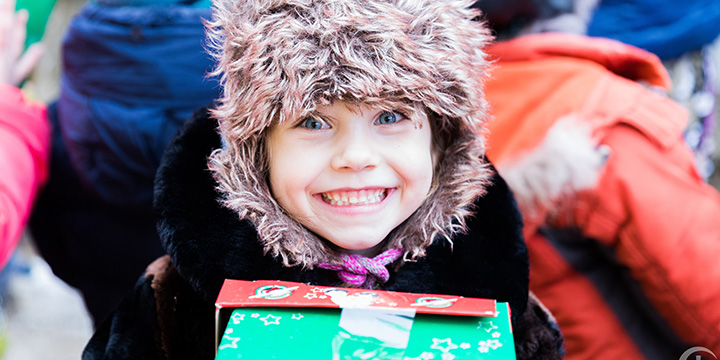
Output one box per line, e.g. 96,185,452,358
0,83,49,268
485,33,720,359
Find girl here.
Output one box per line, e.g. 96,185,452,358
82,1,564,359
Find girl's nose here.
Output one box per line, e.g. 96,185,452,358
330,130,380,171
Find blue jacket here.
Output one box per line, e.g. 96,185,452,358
56,2,221,206
588,0,720,59
30,1,221,325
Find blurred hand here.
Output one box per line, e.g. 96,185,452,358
0,0,44,86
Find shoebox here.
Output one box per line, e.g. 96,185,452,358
215,279,516,359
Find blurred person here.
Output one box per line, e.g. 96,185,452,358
474,0,720,358
0,0,48,269
28,0,221,326
483,0,720,61
482,0,720,181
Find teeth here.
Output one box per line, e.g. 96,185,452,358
321,189,387,206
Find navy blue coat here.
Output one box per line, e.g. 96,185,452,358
30,2,220,325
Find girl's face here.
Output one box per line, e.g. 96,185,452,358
267,101,435,257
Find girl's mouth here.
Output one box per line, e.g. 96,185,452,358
320,189,388,206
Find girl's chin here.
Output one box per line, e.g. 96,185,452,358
343,247,382,257
326,238,388,257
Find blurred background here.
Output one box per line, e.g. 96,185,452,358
2,0,720,359
2,1,92,359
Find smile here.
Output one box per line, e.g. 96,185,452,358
320,189,388,206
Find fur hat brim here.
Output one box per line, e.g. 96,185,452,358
206,0,493,268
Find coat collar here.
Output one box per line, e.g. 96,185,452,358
154,108,529,320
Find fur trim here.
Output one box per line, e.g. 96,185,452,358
514,294,566,359
496,116,607,223
205,0,493,267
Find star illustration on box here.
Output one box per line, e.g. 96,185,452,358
430,338,459,353
478,339,503,353
218,328,240,350
478,319,499,332
259,314,281,326
230,312,245,324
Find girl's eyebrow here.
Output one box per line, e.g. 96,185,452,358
289,110,334,127
310,111,335,123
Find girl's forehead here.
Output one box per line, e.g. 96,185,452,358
284,98,426,121
314,101,382,115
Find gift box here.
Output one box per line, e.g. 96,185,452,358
215,279,516,359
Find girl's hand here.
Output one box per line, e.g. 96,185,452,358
0,0,44,86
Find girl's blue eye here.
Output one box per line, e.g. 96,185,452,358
299,117,326,129
375,111,403,125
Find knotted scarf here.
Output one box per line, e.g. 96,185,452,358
319,248,402,289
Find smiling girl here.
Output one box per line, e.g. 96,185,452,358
82,1,565,359
266,103,435,257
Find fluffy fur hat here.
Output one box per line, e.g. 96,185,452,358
206,0,493,268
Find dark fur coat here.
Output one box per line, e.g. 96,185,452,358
82,109,564,359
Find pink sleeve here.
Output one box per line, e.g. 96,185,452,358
0,83,49,268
